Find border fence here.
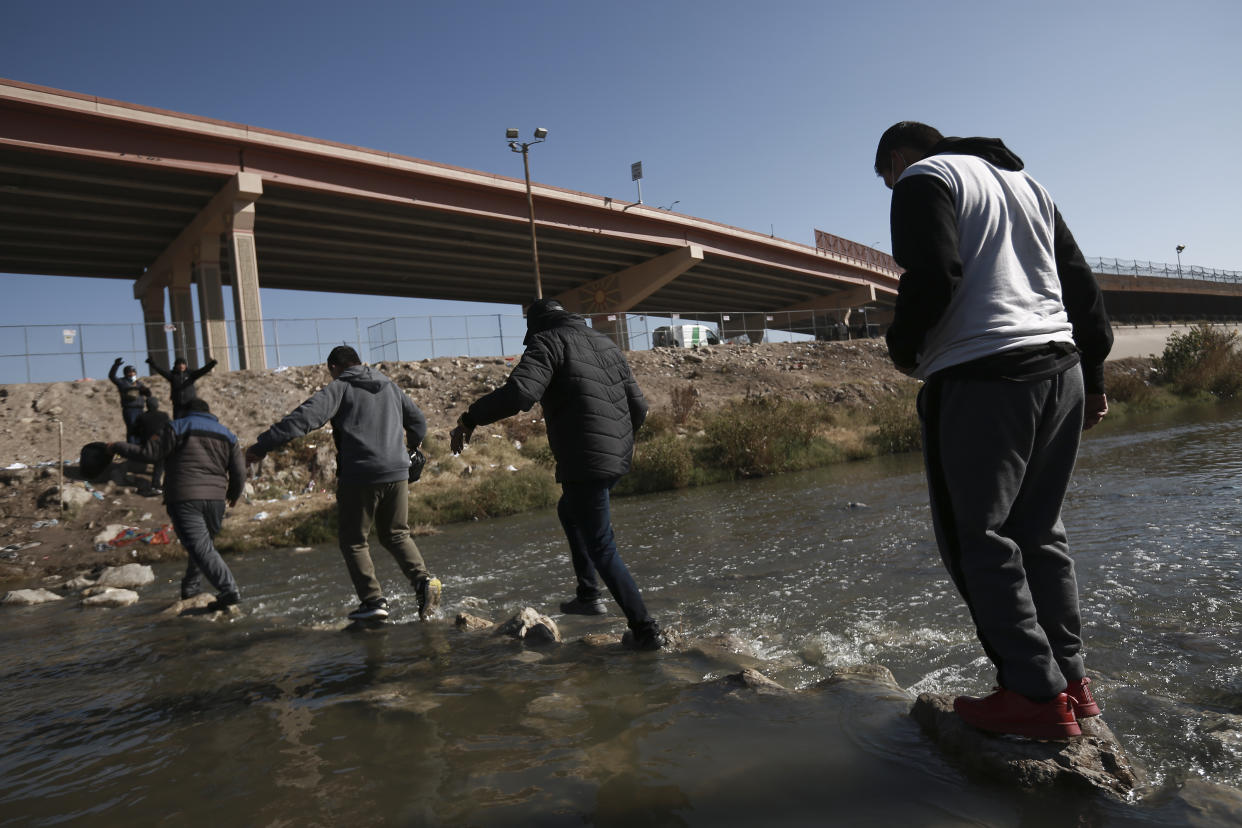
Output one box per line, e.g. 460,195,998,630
5,256,1237,385
0,307,870,385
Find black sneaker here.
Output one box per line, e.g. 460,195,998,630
348,597,390,621
622,622,667,651
559,596,607,616
209,590,241,611
416,577,441,621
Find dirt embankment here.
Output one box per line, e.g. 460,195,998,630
0,338,1042,586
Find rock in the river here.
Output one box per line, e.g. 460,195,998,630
158,593,240,620
712,668,796,696
95,563,155,589
62,575,97,591
910,693,1146,797
495,607,561,645
455,611,494,632
1143,777,1242,826
2,588,64,606
81,588,139,608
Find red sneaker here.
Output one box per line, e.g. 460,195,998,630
954,688,1081,740
1064,677,1101,718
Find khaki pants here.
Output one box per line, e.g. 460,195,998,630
337,480,428,602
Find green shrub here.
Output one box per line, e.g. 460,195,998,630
703,396,818,477
1153,325,1242,398
866,392,921,454
1106,371,1155,406
467,466,559,519
621,433,695,492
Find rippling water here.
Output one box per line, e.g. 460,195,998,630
2,403,1240,826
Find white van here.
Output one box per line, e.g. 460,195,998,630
652,324,721,348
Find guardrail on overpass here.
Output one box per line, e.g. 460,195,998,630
1089,257,1241,283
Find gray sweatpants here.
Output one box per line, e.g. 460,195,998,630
918,363,1087,700
168,499,239,599
337,480,429,603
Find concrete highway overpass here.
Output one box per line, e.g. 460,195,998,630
3,79,1239,373
0,79,899,370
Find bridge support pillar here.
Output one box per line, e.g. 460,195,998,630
226,201,267,370
140,287,169,371
556,245,703,315
194,235,231,370
168,258,199,368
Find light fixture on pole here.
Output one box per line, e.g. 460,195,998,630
507,127,548,298
1176,244,1186,276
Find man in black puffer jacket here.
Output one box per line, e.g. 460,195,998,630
450,298,666,650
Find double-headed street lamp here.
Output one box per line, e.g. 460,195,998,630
507,127,548,299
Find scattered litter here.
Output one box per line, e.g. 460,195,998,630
1,541,41,556
101,524,172,548
253,512,269,521
281,492,296,501
141,513,152,521
31,519,59,529
274,365,291,373
293,547,312,553
513,440,522,450
506,465,518,472
91,491,104,501
5,463,28,470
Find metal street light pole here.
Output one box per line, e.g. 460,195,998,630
507,128,548,299
1176,244,1186,277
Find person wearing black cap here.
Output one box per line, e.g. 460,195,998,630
147,354,217,420
450,298,666,650
110,398,244,607
108,357,151,444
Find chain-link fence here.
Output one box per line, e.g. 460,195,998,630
1,307,874,385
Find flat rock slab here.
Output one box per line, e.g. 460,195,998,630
96,563,155,589
3,588,64,606
81,588,139,608
911,692,1146,797
455,612,494,632
159,593,241,621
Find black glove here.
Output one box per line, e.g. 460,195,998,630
112,357,123,367
408,448,427,482
449,413,475,455
145,356,155,365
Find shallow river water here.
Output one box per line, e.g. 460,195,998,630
3,404,1241,826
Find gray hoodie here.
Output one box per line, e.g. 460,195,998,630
254,365,426,485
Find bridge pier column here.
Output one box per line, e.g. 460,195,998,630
139,286,169,371
226,202,267,370
168,257,199,368
194,235,231,369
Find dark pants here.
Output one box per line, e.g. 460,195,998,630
337,480,429,602
558,478,653,631
167,499,239,599
919,364,1086,700
122,407,143,444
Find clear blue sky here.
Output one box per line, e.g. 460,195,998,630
2,0,1240,329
